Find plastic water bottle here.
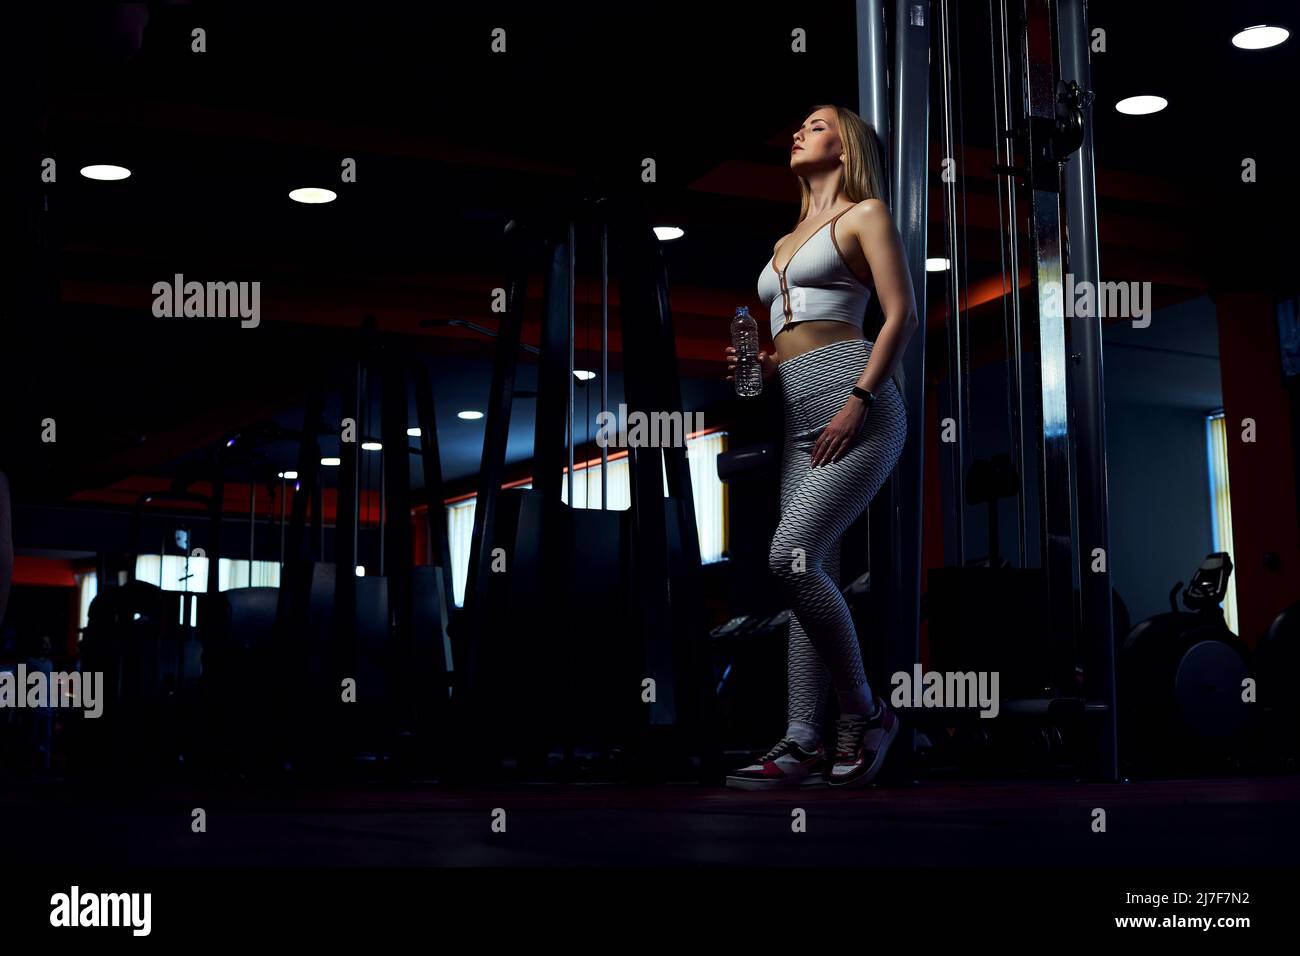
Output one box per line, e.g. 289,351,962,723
731,306,763,397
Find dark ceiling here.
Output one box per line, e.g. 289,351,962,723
4,0,1297,508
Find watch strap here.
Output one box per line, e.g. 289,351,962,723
851,385,876,406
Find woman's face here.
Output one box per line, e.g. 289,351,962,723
790,109,843,173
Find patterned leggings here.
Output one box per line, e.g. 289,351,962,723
768,337,908,730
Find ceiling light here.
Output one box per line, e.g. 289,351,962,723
289,187,337,204
361,441,383,451
653,226,684,241
80,164,131,181
1232,25,1289,49
926,257,950,272
277,471,298,480
321,457,341,466
457,410,484,420
406,427,421,437
1115,95,1167,115
574,370,596,381
355,565,366,577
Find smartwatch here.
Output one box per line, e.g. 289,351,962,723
851,385,876,407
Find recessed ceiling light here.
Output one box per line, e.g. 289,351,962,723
277,471,298,480
457,410,484,420
574,370,596,381
926,257,951,272
653,226,684,241
1115,95,1167,115
406,427,421,437
1232,25,1289,49
289,187,337,204
80,164,131,181
321,456,341,466
361,441,383,451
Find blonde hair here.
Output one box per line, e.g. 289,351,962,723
793,104,887,228
792,104,906,405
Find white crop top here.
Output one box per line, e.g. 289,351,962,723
755,206,874,340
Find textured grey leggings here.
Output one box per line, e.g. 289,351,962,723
768,337,908,730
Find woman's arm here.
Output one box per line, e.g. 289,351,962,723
846,198,918,398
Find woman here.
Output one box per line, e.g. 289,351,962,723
724,104,918,789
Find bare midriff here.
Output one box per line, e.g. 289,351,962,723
774,320,864,365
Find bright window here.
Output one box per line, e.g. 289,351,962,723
76,557,284,629
1205,411,1239,634
446,431,729,606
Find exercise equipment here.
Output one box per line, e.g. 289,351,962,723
80,484,215,773
1118,552,1256,774
1251,599,1300,767
449,198,717,783
273,319,455,778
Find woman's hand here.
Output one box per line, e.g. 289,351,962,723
811,399,868,467
724,346,779,383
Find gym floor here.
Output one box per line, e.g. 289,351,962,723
6,774,1297,867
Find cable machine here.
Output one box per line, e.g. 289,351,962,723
855,0,1117,780
453,191,718,783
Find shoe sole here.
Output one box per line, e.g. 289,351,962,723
724,771,828,791
827,714,899,788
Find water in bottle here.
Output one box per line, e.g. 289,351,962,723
731,306,763,397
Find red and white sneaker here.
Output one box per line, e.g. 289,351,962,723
828,698,899,787
725,736,829,790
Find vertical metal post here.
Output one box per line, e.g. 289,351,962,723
464,220,530,747
856,0,891,192
568,222,576,509
248,477,256,587
279,475,286,571
886,0,930,744
939,0,968,566
335,354,362,697
1022,0,1077,695
1060,0,1117,779
207,470,224,594
993,0,1028,566
413,362,457,647
601,216,609,510
382,354,414,731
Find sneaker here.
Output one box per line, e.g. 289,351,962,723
828,698,899,788
725,735,829,790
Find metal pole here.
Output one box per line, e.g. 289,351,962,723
856,0,891,197
1060,0,1118,780
888,0,930,751
279,475,286,571
1023,0,1077,696
568,222,576,509
939,0,968,566
995,0,1028,566
601,215,609,510
248,476,256,587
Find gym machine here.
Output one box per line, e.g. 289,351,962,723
451,192,718,783
850,0,1118,779
1119,553,1255,774
275,319,456,777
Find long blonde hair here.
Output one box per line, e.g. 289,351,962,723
792,104,905,404
793,104,887,227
